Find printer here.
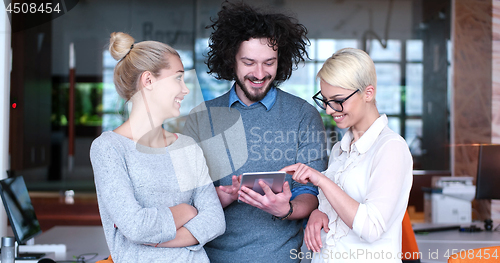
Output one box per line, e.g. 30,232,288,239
424,177,475,223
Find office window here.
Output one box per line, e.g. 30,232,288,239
370,39,424,157
370,40,401,61
406,64,423,115
194,38,231,101
375,63,401,115
102,51,124,132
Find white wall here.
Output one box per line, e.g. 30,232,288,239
0,2,12,238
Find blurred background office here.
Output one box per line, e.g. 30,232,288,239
1,0,499,232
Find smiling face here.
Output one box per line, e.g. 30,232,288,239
234,38,278,105
150,56,189,119
320,80,364,130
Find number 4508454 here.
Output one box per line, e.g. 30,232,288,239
445,248,498,260
6,2,61,14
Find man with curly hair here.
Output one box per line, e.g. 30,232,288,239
184,1,327,262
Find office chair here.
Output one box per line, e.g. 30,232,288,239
402,210,421,263
96,255,113,263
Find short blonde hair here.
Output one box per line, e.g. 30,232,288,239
317,48,376,92
109,32,179,101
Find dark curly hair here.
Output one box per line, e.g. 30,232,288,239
206,1,309,85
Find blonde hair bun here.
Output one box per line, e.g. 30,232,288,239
107,32,179,101
109,32,135,61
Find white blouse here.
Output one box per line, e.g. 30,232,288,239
313,115,413,263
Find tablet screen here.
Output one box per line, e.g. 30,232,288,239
239,171,286,195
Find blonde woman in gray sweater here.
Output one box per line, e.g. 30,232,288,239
90,32,225,263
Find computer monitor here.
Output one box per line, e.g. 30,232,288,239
475,144,500,200
0,176,42,245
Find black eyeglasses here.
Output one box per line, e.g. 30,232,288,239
312,89,360,112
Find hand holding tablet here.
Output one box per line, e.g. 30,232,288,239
238,171,286,196
237,171,293,218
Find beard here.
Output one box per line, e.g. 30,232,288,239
234,74,275,102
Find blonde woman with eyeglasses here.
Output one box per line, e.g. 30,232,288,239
281,48,412,263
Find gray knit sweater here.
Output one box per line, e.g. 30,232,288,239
184,88,328,263
90,132,225,263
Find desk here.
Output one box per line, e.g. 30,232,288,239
33,226,109,263
414,225,500,263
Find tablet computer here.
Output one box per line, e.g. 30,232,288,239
239,171,286,196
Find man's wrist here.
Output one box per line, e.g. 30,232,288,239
272,201,293,220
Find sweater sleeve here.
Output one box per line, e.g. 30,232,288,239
351,139,413,243
292,101,328,190
90,136,177,244
183,144,226,251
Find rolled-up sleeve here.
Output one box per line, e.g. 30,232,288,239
351,139,413,243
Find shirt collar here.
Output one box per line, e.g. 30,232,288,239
340,114,388,154
228,84,277,111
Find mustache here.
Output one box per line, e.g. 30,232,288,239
245,75,272,82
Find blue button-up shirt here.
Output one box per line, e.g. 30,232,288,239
228,84,277,111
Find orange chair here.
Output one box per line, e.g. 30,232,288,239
402,210,421,263
448,246,500,263
96,255,113,263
